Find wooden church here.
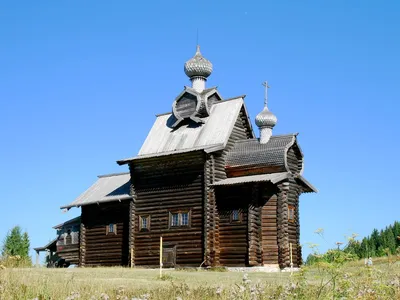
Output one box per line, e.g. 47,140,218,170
51,46,316,269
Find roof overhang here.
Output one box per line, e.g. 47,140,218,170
34,238,57,252
117,144,225,165
52,216,81,229
61,195,133,209
60,173,132,209
211,172,317,193
212,172,290,186
295,175,318,193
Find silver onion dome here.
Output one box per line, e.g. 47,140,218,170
255,107,277,128
184,45,213,79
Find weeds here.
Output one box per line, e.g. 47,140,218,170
0,260,399,299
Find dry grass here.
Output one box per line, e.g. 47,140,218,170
0,259,399,299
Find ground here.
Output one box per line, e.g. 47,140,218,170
0,258,399,299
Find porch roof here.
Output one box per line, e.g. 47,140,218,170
212,172,317,193
34,238,57,253
212,172,290,186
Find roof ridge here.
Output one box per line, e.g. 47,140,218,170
271,133,299,138
219,95,246,102
97,172,130,178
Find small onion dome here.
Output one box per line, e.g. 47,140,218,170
255,107,277,128
184,45,213,79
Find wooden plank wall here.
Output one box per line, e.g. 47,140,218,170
81,201,130,266
214,106,253,182
216,185,250,266
286,144,303,174
132,152,204,267
261,194,279,264
57,244,79,265
56,221,80,265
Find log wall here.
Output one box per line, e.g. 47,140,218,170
248,185,262,266
261,194,279,265
81,201,130,266
131,152,204,267
207,106,252,266
56,220,80,265
217,185,250,266
57,244,79,265
286,144,303,175
287,179,302,267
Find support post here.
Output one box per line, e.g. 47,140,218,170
159,236,163,278
290,242,293,275
130,248,133,268
35,251,39,267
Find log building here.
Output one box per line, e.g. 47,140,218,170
42,46,316,269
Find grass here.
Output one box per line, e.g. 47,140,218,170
0,258,399,299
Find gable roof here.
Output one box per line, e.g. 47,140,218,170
60,173,132,209
226,134,299,171
117,97,247,164
52,216,81,229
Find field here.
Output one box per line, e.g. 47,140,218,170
0,258,399,299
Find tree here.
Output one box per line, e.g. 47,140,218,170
2,226,30,258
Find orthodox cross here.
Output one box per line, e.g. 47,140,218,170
262,81,270,107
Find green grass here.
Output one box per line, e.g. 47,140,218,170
0,258,399,299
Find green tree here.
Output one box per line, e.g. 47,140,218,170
2,226,30,258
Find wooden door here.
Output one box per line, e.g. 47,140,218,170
162,245,176,268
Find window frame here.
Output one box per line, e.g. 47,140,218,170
106,223,117,235
288,205,295,223
230,209,242,223
169,210,191,228
139,215,151,231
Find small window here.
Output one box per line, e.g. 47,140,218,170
230,210,242,223
65,228,72,245
181,212,189,226
169,211,190,227
139,215,150,231
171,213,179,227
288,205,295,222
106,224,117,235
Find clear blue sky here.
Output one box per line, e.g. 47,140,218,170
1,0,399,261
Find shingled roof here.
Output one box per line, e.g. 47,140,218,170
226,134,300,171
61,173,132,209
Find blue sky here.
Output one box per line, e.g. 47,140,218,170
1,0,399,261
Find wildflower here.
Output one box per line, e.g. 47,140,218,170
242,273,251,285
238,285,246,293
215,286,223,295
100,293,110,300
140,294,150,299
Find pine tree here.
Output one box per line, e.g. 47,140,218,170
2,226,31,259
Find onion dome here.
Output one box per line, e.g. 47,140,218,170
184,45,213,79
255,107,277,128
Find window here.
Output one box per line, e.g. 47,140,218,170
288,205,295,222
169,211,190,227
181,212,189,226
106,223,117,235
139,215,150,231
232,210,240,221
65,228,72,245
